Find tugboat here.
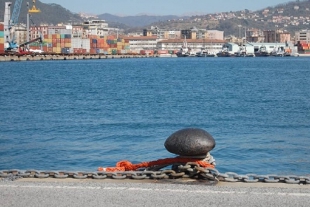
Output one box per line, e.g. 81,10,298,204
254,45,270,57
216,45,235,57
270,47,291,57
196,48,217,57
176,37,194,57
235,46,255,57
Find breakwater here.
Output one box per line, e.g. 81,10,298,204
0,54,156,62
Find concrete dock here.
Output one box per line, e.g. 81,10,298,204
0,178,309,207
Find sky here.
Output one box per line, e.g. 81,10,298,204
41,0,290,16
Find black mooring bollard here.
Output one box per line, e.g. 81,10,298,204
164,128,216,156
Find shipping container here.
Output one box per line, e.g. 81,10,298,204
0,23,4,31
52,47,61,53
42,46,48,52
140,50,154,55
111,49,117,55
61,48,70,54
45,39,52,43
64,43,71,48
157,50,168,54
89,48,97,54
0,31,4,37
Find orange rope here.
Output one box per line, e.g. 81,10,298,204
98,157,214,172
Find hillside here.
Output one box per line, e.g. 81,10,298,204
1,0,310,36
145,0,310,36
0,0,83,25
97,13,185,27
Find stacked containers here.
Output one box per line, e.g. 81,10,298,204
0,23,4,54
96,37,109,54
297,41,310,54
60,33,72,54
42,34,53,53
117,38,130,54
89,35,98,54
106,35,117,54
46,28,72,54
71,36,90,54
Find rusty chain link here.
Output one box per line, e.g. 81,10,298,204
1,166,309,185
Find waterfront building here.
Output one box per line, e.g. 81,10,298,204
82,20,109,37
157,39,225,54
30,25,48,39
13,25,27,45
221,42,240,54
263,30,291,43
206,30,224,40
295,30,310,43
143,26,180,39
246,29,265,42
123,36,158,53
249,42,287,53
72,26,83,38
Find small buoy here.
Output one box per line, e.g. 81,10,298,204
164,128,215,156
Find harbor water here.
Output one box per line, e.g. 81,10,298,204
0,57,309,175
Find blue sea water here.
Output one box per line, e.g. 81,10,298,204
0,57,309,175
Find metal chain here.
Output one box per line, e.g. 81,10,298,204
1,167,309,185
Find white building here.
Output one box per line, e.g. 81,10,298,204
295,30,310,43
123,36,158,52
221,42,240,54
207,30,224,40
157,39,225,53
82,20,109,37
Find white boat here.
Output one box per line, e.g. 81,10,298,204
176,37,192,57
235,46,255,57
196,48,217,57
270,47,290,57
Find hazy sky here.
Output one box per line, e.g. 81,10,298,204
40,0,290,16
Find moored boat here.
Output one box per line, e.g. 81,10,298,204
196,48,217,57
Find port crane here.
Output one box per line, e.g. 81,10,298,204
5,0,23,51
5,0,42,54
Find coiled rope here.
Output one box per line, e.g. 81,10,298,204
98,156,215,172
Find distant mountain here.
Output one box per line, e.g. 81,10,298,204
0,0,83,25
97,13,188,27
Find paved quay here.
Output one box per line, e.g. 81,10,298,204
0,178,309,207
